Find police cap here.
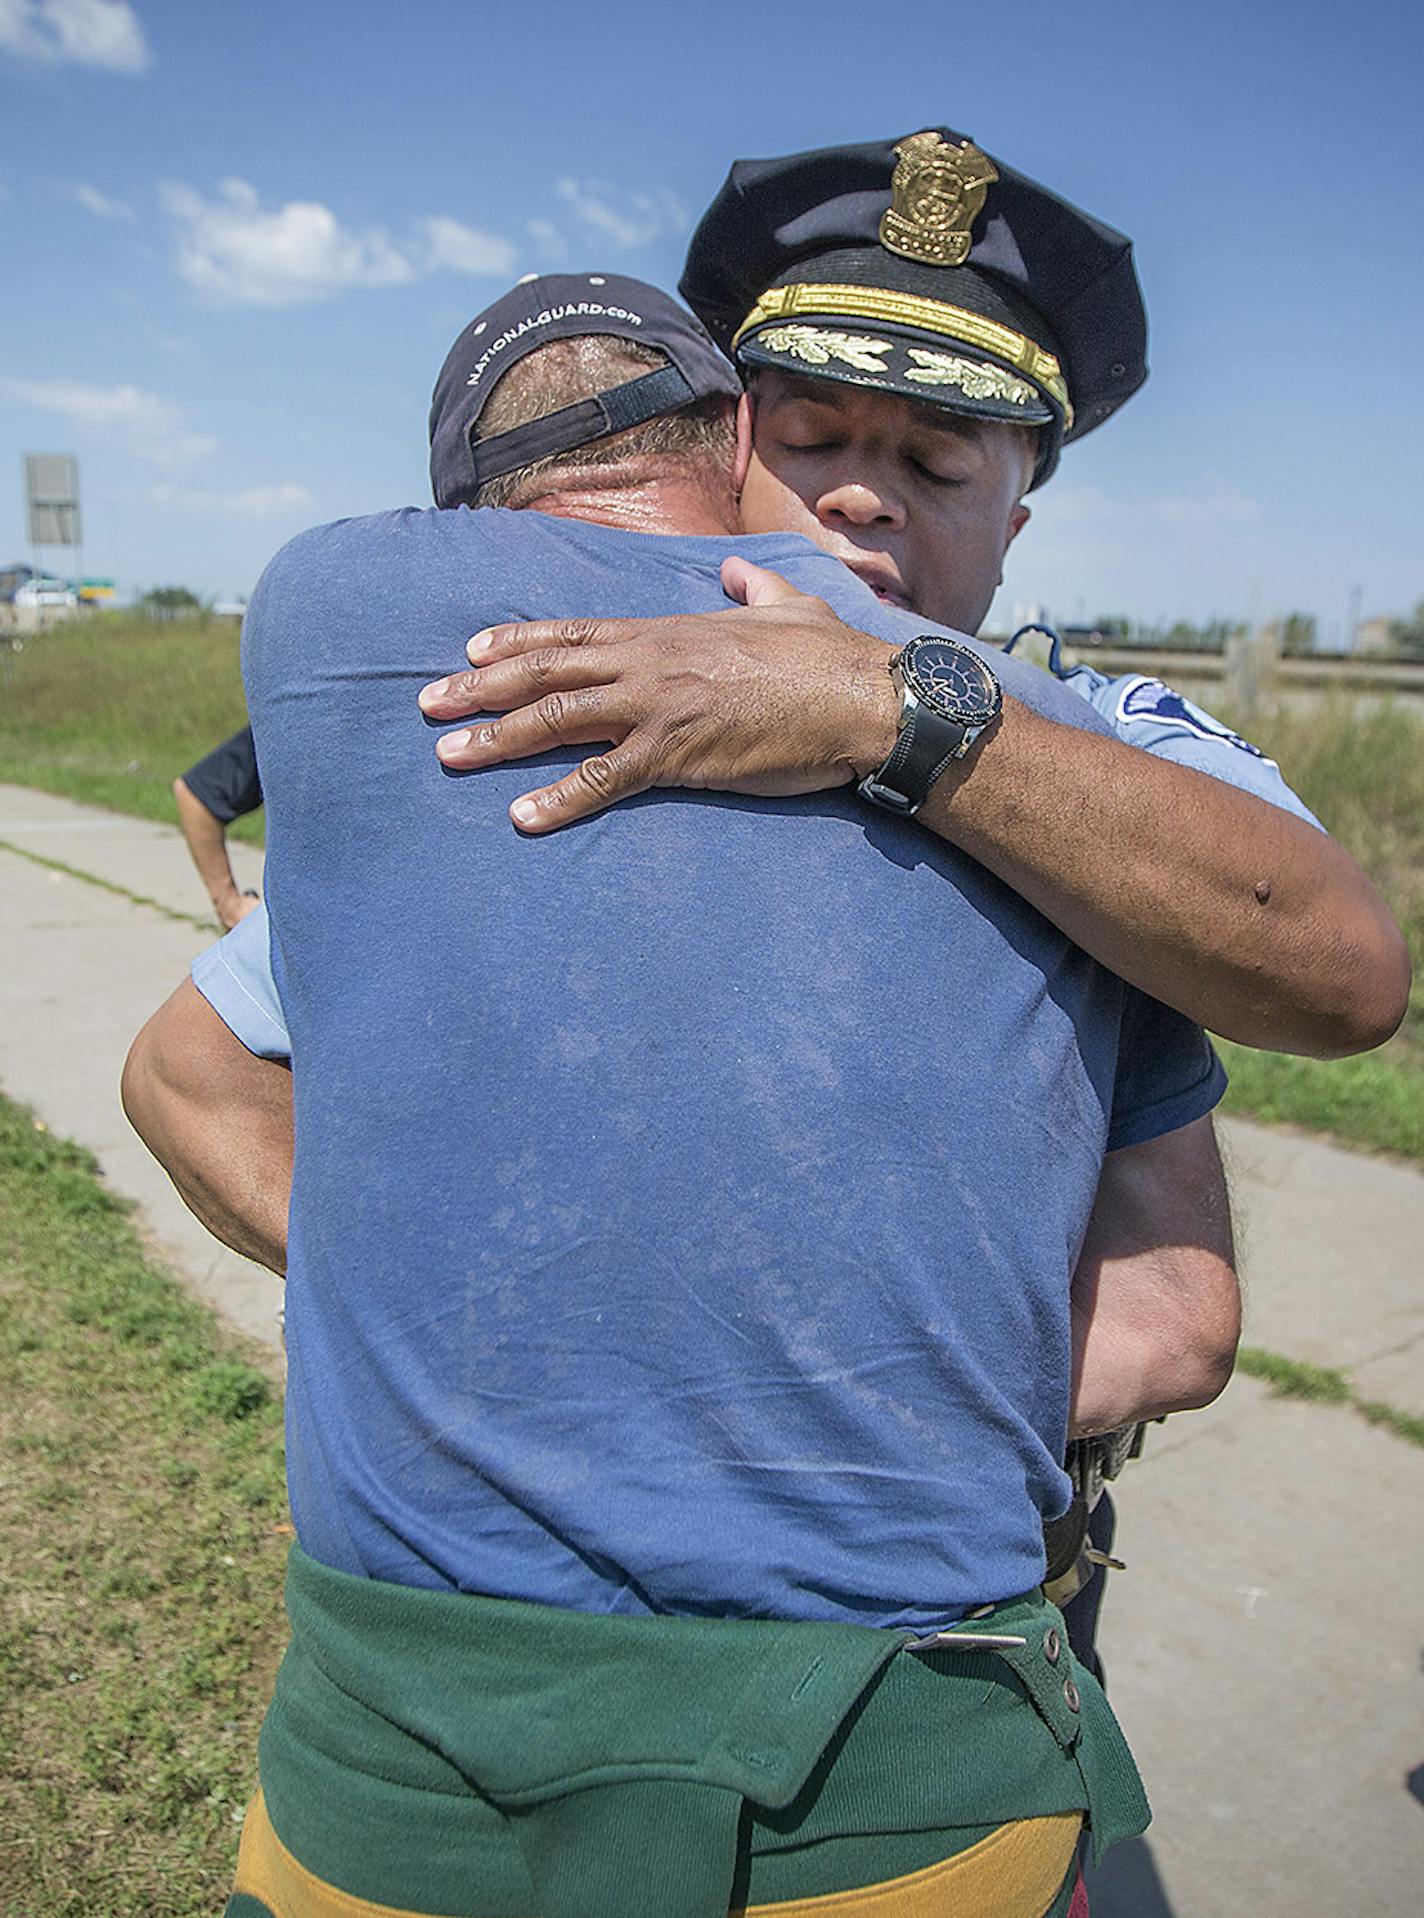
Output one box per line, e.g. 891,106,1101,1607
679,131,1147,488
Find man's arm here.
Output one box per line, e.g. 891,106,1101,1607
909,693,1406,1059
121,979,291,1275
419,561,1410,1059
174,726,264,931
173,777,259,931
1068,1116,1239,1437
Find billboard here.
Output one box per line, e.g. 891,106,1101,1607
24,453,81,546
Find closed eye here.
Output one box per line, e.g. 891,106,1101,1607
910,458,968,488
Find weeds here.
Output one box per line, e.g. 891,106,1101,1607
0,611,261,841
1236,1345,1424,1449
0,1094,288,1916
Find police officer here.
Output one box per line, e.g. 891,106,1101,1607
400,134,1406,1677
678,128,1146,650
675,132,1182,1674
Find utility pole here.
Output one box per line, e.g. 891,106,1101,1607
1345,583,1363,654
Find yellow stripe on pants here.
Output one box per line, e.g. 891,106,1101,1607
735,1811,1081,1914
232,1789,1081,1918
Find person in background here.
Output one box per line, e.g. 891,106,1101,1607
173,724,262,929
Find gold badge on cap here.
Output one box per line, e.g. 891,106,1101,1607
880,132,998,268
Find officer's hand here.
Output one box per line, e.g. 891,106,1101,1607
417,560,900,833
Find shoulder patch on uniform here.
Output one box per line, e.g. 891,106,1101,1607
1114,677,1268,760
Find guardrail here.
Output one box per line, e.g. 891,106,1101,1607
1032,645,1424,708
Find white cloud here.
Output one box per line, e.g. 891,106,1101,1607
0,0,149,73
1028,482,1111,526
527,217,568,262
149,481,313,520
2,376,215,467
142,324,196,357
163,178,416,308
71,180,134,219
554,178,688,251
161,178,522,308
419,215,516,278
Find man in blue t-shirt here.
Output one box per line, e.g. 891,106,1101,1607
126,278,1244,1918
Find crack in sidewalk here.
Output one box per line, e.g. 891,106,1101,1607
0,836,213,932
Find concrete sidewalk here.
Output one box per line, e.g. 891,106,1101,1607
0,783,279,1352
1089,1115,1424,1915
3,782,1422,1912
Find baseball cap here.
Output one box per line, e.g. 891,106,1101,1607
429,273,742,509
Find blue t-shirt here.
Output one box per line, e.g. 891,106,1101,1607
233,507,1224,1629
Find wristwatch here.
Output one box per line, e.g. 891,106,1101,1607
858,636,1003,816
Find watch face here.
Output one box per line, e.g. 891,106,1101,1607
900,637,1002,727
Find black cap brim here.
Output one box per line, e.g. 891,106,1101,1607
739,315,1057,428
733,247,1066,479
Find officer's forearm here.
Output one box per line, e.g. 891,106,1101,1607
1069,1298,1230,1437
123,979,291,1275
916,698,1410,1059
418,586,1409,1057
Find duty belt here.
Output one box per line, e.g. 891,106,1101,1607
1041,1422,1147,1607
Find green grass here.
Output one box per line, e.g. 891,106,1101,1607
1236,1345,1424,1449
1216,1038,1424,1161
1209,697,1424,1160
1355,1399,1424,1448
0,611,262,843
0,1093,288,1916
1235,1346,1353,1403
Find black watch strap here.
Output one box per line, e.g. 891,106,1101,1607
858,707,969,816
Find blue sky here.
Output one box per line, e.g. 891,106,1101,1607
2,0,1420,639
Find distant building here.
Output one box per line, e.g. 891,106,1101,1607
1355,616,1395,656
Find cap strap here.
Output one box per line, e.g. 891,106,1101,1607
733,283,1072,428
470,365,697,486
